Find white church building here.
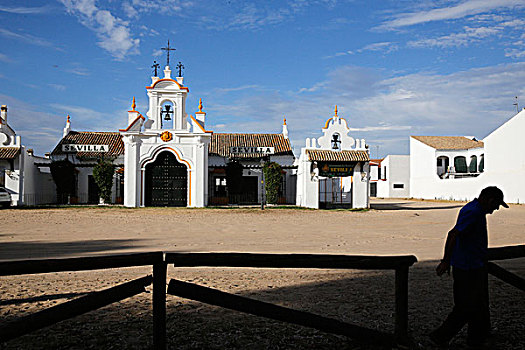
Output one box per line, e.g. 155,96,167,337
120,65,212,207
296,107,370,209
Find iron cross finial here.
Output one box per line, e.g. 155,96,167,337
161,40,176,66
151,60,160,77
176,61,185,77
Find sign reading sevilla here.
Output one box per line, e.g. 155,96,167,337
62,144,109,152
230,147,275,155
318,162,354,177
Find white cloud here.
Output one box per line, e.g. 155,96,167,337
0,28,55,48
60,0,140,60
0,5,52,14
357,42,398,53
121,0,189,18
0,53,12,63
213,85,261,94
206,62,525,155
408,26,501,48
505,47,525,58
64,66,90,76
379,0,524,29
325,42,397,59
48,84,67,91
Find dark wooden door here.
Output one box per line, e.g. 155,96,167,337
145,152,187,207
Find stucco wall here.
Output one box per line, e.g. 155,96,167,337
408,109,525,203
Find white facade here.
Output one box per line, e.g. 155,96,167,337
0,105,55,206
373,155,410,198
296,107,370,209
121,66,211,207
409,109,525,203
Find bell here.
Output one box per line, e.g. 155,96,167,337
162,104,172,121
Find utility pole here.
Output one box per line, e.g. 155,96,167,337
514,96,519,113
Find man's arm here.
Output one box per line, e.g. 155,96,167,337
436,228,460,276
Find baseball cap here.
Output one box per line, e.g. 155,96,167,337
480,186,509,208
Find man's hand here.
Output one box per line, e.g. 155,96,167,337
436,260,450,276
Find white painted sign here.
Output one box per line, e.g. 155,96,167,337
230,147,275,154
62,144,109,152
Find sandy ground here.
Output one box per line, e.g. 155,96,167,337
0,199,523,349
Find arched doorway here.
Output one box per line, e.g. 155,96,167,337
145,151,187,206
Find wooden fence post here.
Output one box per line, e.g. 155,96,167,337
153,261,167,350
394,266,409,345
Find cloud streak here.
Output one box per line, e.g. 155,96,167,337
379,0,524,29
0,5,52,14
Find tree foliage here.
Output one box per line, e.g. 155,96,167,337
50,160,76,202
93,159,115,203
263,161,282,204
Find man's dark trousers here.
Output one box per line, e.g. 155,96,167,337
432,266,490,345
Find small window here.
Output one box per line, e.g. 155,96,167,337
437,158,442,167
393,184,404,189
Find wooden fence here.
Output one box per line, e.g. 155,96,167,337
165,252,418,347
0,252,167,349
0,244,523,349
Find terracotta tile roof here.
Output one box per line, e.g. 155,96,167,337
306,149,370,162
0,147,20,159
51,132,124,159
209,133,294,158
411,136,484,150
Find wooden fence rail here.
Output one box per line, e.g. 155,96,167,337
0,275,152,343
487,244,525,292
166,252,417,346
167,279,395,347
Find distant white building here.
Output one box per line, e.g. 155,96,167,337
296,107,370,209
0,105,55,206
369,155,410,198
409,109,525,203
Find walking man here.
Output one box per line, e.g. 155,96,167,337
430,186,508,348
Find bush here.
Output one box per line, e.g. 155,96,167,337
263,161,282,204
93,159,115,203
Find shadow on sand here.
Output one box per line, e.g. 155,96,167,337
371,202,463,211
1,260,523,349
0,239,149,261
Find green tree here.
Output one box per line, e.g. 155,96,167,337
93,159,115,204
50,160,76,203
263,161,282,204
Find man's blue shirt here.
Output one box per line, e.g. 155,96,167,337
450,199,488,270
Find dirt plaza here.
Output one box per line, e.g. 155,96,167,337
0,199,523,349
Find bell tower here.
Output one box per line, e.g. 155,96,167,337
145,64,189,131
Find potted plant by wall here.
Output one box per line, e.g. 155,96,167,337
92,158,115,205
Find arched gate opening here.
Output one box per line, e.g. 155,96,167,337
145,151,187,207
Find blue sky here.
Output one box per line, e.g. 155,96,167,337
0,0,524,158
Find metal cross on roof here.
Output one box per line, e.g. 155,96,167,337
176,61,184,77
151,60,160,77
161,40,176,66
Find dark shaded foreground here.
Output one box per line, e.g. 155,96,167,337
0,260,523,349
